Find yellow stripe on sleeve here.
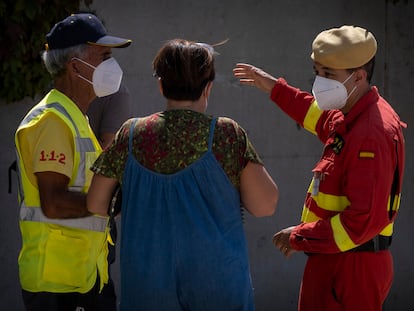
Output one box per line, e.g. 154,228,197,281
303,100,323,135
330,215,357,252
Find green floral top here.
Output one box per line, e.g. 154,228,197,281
91,109,263,189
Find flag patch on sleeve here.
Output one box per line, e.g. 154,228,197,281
359,151,375,158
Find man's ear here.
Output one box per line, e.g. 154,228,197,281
67,59,80,77
355,68,367,83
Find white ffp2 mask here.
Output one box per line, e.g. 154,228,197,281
312,73,356,110
73,57,123,97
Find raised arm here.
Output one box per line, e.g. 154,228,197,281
233,63,278,94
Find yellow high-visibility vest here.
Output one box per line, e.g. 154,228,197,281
15,89,109,293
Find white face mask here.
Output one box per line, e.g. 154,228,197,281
73,57,123,97
312,72,356,110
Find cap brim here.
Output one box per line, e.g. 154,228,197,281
88,35,132,48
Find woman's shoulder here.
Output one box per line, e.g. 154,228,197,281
121,112,163,128
216,116,240,127
215,116,246,134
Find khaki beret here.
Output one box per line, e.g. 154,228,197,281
311,25,377,69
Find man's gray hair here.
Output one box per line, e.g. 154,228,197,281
41,44,89,77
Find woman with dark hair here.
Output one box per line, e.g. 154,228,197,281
88,39,279,311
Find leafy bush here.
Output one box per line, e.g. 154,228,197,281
0,0,93,103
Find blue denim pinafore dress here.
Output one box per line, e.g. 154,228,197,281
119,117,254,310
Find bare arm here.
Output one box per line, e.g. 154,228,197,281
87,174,119,216
240,162,279,217
233,63,278,94
37,171,90,218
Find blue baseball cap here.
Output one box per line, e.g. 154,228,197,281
46,13,132,50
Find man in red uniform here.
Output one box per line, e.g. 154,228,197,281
233,25,406,311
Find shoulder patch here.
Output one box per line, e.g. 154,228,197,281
331,134,345,154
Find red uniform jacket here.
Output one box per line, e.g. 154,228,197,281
271,78,406,253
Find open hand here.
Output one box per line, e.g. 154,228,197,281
233,63,278,94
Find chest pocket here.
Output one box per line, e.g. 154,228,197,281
311,142,350,213
312,157,334,177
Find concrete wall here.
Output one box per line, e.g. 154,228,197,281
1,1,413,310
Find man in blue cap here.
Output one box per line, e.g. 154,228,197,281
14,13,131,311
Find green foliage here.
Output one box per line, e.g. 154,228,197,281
0,0,93,103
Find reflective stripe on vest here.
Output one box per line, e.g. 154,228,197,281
19,102,94,188
20,204,108,232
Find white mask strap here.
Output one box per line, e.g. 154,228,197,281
76,73,93,85
342,71,355,85
72,57,95,85
347,85,357,99
72,57,97,70
343,72,357,100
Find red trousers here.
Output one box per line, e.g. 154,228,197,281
298,251,393,311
